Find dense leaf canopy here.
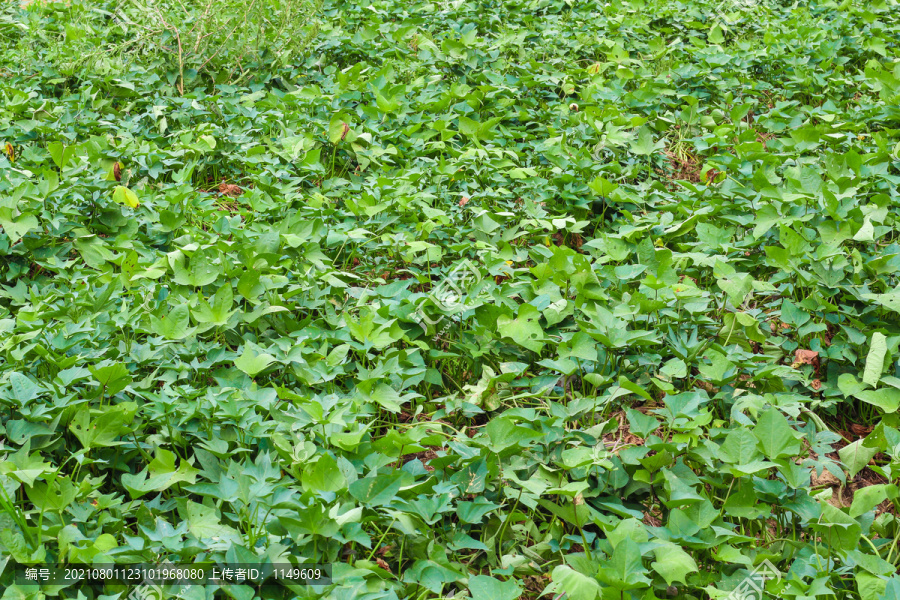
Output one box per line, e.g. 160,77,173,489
1,0,900,598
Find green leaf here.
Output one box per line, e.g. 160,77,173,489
697,349,734,384
302,454,347,493
25,477,77,512
497,304,545,352
839,373,869,397
630,126,665,156
617,375,653,400
8,373,43,403
328,116,349,144
364,383,406,413
853,218,874,242
858,573,887,600
486,417,542,452
74,235,114,268
373,89,401,113
467,575,522,600
550,565,601,600
300,146,324,172
662,470,704,507
150,304,196,340
193,285,238,326
234,344,276,376
459,116,481,138
716,274,753,306
456,497,501,524
88,362,132,396
839,439,879,478
0,208,38,244
863,332,888,387
559,332,599,362
64,531,117,563
816,502,861,552
849,484,897,518
781,299,809,326
636,237,659,274
48,141,76,170
589,176,618,197
651,543,699,586
173,250,221,287
626,408,659,439
348,472,404,506
660,358,687,379
458,115,503,141
112,185,139,208
346,311,404,350
198,134,216,151
855,388,900,413
1,444,53,486
69,403,137,449
753,408,801,459
182,500,236,539
121,449,199,499
598,537,652,590
862,292,900,315
718,427,762,464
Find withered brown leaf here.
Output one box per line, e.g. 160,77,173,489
793,349,820,375
794,349,819,366
219,182,243,197
375,558,391,573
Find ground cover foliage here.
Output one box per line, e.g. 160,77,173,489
1,0,900,598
